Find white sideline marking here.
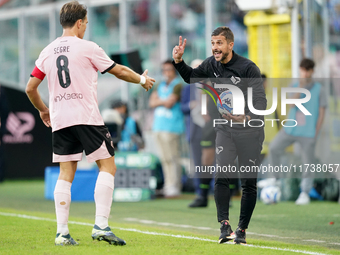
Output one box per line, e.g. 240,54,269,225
317,214,340,217
0,212,328,255
125,217,213,231
124,218,289,239
303,240,326,243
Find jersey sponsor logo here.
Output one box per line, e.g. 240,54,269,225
54,92,83,102
216,146,223,154
3,112,35,144
230,76,241,84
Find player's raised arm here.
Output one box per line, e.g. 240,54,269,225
172,36,187,63
108,64,155,92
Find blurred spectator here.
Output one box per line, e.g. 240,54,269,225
188,85,219,208
170,2,199,35
330,0,340,35
268,58,327,205
91,5,119,37
168,1,205,65
259,73,280,163
149,60,184,198
106,5,120,30
111,100,145,152
180,59,204,198
132,0,149,25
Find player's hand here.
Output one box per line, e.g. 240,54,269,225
172,36,187,63
40,109,51,127
141,69,155,92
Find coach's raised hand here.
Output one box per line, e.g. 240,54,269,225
172,36,187,63
141,69,155,92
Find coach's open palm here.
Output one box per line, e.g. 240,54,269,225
172,36,187,63
141,69,155,92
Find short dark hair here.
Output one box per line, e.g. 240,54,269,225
211,26,234,42
60,1,87,28
111,100,127,109
111,100,128,115
162,59,173,65
299,58,315,70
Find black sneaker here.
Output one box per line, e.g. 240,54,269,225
188,197,208,208
234,227,246,245
92,225,126,246
218,221,235,244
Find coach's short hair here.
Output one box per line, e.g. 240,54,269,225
60,1,87,28
211,26,234,42
299,58,315,70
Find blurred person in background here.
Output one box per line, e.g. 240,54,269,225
111,100,144,152
170,2,199,35
188,87,219,208
181,59,204,199
25,1,154,246
259,73,280,163
149,60,184,198
268,58,327,205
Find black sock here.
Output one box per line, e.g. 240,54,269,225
199,178,212,199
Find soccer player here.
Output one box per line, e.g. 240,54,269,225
25,1,155,246
172,27,266,244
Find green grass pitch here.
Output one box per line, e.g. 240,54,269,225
0,180,339,255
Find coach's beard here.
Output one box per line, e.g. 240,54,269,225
213,50,229,63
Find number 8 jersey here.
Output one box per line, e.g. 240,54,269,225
31,36,116,132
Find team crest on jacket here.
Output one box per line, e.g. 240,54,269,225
216,146,223,154
230,76,241,84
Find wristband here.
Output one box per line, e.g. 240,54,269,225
139,75,146,85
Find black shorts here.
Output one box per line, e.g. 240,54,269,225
52,125,115,163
